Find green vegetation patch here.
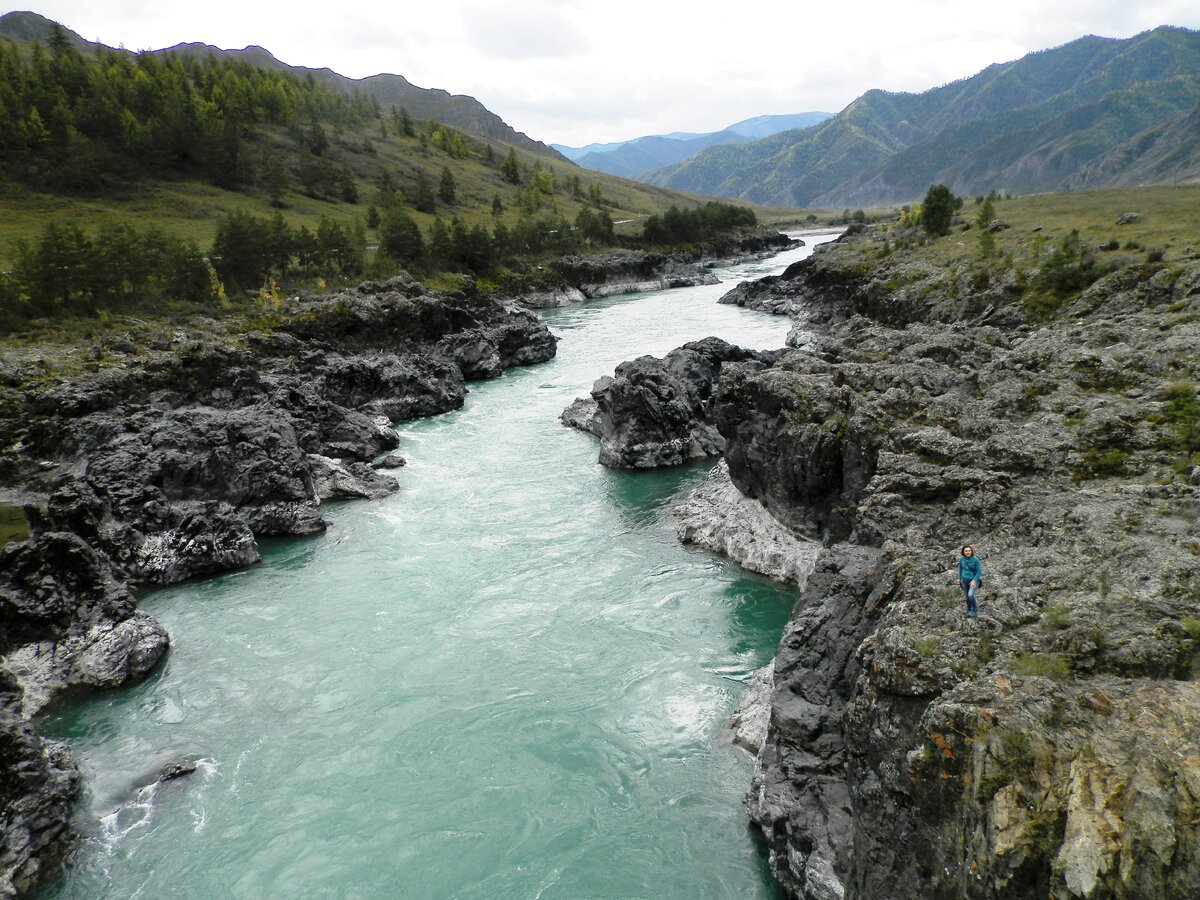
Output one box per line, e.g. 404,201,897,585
1012,651,1072,680
0,504,30,547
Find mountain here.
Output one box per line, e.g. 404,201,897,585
723,112,835,139
552,112,832,178
644,26,1200,206
1063,102,1200,190
0,11,562,160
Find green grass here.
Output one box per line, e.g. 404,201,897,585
0,504,30,547
866,184,1200,271
0,117,823,268
1012,651,1072,680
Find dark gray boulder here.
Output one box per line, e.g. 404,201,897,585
0,532,169,712
565,337,760,468
0,670,78,900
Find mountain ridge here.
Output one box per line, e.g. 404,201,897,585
0,11,564,160
644,25,1200,205
552,112,833,178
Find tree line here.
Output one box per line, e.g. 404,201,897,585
1,195,761,331
642,203,757,245
0,26,374,192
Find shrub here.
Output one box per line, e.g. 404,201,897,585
1041,603,1071,631
1071,448,1129,480
1012,652,1072,680
1163,383,1200,452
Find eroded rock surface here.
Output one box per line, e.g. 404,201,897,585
562,337,760,468
714,236,1200,898
674,461,821,586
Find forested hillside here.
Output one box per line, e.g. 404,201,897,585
0,19,775,333
0,29,373,193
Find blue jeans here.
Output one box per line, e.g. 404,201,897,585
960,579,979,615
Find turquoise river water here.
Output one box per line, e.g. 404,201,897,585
43,233,840,899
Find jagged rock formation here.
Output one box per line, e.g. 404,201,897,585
561,337,760,468
673,461,821,586
520,234,798,309
709,236,1200,898
726,660,776,755
0,277,557,896
0,671,77,900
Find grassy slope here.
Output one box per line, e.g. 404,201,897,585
0,117,815,269
888,184,1200,268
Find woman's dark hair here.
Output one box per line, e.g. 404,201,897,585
962,546,973,555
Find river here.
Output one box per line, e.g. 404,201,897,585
43,232,841,899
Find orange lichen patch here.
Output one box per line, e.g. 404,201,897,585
931,731,957,759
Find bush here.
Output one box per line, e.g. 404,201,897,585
1012,652,1072,680
1071,448,1129,480
1041,603,1071,631
921,184,957,237
1163,383,1200,453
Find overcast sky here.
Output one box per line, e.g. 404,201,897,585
13,1,1200,146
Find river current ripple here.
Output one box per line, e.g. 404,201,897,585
45,233,840,899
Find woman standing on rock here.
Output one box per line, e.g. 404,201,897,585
958,546,983,617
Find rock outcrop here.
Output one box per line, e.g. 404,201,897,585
0,670,77,900
709,235,1200,898
561,337,760,468
673,461,821,586
518,231,798,309
585,222,1200,897
0,277,558,895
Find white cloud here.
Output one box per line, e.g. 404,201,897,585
462,2,590,60
19,0,1200,145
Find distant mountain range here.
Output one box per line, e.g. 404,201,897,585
644,26,1200,206
552,113,833,178
0,10,564,160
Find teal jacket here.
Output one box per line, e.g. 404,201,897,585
959,555,983,582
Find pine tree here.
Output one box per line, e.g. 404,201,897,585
378,208,424,265
921,184,956,237
439,167,456,205
501,148,521,184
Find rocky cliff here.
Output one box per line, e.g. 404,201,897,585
0,274,556,896
574,224,1200,897
730,234,1200,899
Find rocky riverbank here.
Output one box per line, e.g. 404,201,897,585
516,229,799,308
0,274,556,897
568,225,1200,898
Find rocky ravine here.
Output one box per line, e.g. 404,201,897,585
568,232,1200,898
0,274,556,897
